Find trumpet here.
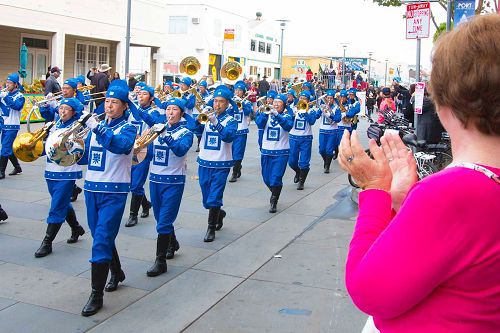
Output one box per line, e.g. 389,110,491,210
132,124,166,165
13,122,56,162
257,104,273,114
197,110,215,125
295,100,315,113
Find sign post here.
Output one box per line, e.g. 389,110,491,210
414,82,426,115
406,2,430,132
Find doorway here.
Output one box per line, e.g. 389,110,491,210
26,49,49,84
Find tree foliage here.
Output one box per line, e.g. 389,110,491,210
433,22,447,42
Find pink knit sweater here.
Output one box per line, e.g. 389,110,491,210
346,165,500,332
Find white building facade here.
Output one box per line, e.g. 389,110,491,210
0,1,282,88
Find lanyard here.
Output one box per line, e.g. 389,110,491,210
449,162,500,185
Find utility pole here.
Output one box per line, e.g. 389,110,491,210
340,43,349,86
385,59,388,86
124,0,132,77
276,19,289,91
446,0,453,31
368,51,373,85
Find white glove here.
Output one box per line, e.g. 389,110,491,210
48,98,58,109
203,106,213,113
46,92,54,99
208,113,217,125
79,113,99,130
151,123,165,133
0,91,8,99
269,108,278,116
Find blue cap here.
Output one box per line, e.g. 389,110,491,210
326,89,335,97
140,85,155,97
181,77,192,86
164,98,186,112
199,81,207,88
393,77,401,83
135,81,146,89
348,88,357,95
299,91,311,100
164,80,173,88
339,89,348,97
382,87,391,96
106,80,130,103
302,82,313,90
76,75,86,85
213,85,233,101
275,94,287,105
267,90,277,99
234,80,246,92
63,78,78,90
59,97,84,116
6,73,20,85
287,90,296,97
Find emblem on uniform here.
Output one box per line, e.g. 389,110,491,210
295,120,305,130
267,127,280,141
205,133,221,150
88,146,106,171
153,145,169,166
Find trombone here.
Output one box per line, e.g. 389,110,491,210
132,124,166,165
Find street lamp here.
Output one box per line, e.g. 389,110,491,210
340,43,349,86
385,59,388,86
368,51,373,85
276,19,289,91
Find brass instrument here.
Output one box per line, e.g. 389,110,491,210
290,82,303,96
45,113,105,166
220,61,243,85
180,56,201,77
132,124,166,165
197,110,215,125
255,96,267,106
296,100,315,113
13,122,55,162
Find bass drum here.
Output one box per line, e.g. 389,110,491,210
45,128,85,167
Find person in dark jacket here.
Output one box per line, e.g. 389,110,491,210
127,73,138,91
90,64,111,107
258,76,270,97
408,88,444,144
44,67,62,96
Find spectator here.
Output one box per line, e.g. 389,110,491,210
407,86,444,144
86,66,97,82
44,66,62,96
111,72,121,81
270,79,278,92
91,64,111,107
45,66,51,80
127,73,138,91
258,75,270,97
378,87,396,123
340,14,500,332
306,68,313,81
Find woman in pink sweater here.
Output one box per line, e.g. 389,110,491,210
377,87,396,124
339,15,500,333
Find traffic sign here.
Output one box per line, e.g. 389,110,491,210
406,2,431,39
224,28,235,41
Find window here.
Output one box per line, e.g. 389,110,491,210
22,37,48,49
258,41,265,53
169,16,188,34
250,39,256,51
75,42,110,77
264,67,271,77
249,66,258,75
266,43,272,54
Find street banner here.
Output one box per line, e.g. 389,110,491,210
406,2,431,39
224,29,235,41
454,0,476,27
414,82,425,115
356,91,366,117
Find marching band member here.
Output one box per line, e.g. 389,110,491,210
198,80,210,100
124,84,164,227
288,91,318,190
286,89,298,108
40,78,84,122
228,80,252,182
78,80,137,317
347,88,361,130
337,89,360,135
255,94,293,213
197,85,237,242
301,82,316,101
191,80,211,152
0,73,26,179
316,90,342,173
75,75,91,110
180,77,196,116
257,90,277,150
129,81,146,105
146,98,194,276
34,98,86,258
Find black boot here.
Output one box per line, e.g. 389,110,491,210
333,148,339,160
0,204,7,221
292,167,300,184
81,262,109,317
34,223,62,258
166,231,180,260
105,247,125,292
321,155,327,170
0,156,8,179
204,208,219,242
140,195,151,218
215,209,226,231
125,194,142,227
324,155,333,174
147,234,169,276
269,186,282,213
229,161,242,183
196,136,201,152
71,184,82,202
66,207,85,244
297,169,310,190
8,154,22,176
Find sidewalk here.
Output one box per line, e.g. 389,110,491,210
0,120,369,333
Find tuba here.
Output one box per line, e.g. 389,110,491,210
220,61,243,85
132,124,166,165
290,82,303,96
180,56,201,77
13,122,55,162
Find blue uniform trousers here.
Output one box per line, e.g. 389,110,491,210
192,123,204,139
0,129,17,156
288,138,312,170
150,182,184,235
261,155,288,187
319,132,339,157
232,134,247,161
130,158,150,196
198,166,230,209
46,179,75,224
84,191,127,263
258,129,263,150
